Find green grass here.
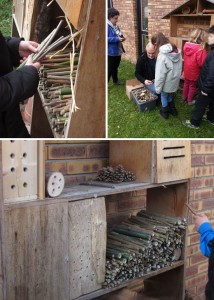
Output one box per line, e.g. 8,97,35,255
108,60,214,138
0,0,12,36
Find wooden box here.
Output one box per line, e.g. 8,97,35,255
126,79,143,100
110,140,191,183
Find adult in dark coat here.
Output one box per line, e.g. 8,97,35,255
0,31,40,137
135,42,157,95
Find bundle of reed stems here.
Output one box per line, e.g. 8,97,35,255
103,210,187,288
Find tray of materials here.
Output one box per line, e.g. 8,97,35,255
131,87,158,112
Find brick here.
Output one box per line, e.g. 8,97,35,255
205,155,214,164
191,155,205,166
189,234,200,245
118,197,146,212
190,253,208,266
196,279,208,297
194,166,214,177
193,188,214,200
192,144,214,154
202,198,214,210
187,244,200,257
66,159,108,174
48,145,87,159
186,273,207,288
185,265,198,278
198,262,208,273
45,161,67,174
86,143,109,158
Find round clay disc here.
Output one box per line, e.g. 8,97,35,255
46,172,65,197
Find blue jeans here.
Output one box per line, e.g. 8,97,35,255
144,83,158,95
160,91,172,108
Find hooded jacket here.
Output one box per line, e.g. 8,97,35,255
183,42,207,81
0,32,39,138
198,44,214,95
155,43,182,94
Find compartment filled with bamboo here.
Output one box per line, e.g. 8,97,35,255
38,22,82,137
104,210,187,288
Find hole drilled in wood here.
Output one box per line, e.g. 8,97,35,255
11,185,15,189
23,167,28,172
10,140,15,143
23,182,28,188
23,153,27,158
10,153,15,158
11,167,15,172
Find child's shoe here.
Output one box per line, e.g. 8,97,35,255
188,100,196,106
182,119,199,129
160,106,169,120
168,100,178,116
202,115,214,125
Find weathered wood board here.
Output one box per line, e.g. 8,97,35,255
4,202,69,300
69,197,106,299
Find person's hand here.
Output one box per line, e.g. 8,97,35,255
201,91,208,96
144,80,153,86
119,37,126,42
19,41,39,59
193,213,209,230
25,55,41,71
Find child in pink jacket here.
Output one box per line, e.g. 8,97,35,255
182,28,207,105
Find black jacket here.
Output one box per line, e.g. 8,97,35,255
0,32,39,138
205,239,214,300
135,51,156,84
198,44,214,96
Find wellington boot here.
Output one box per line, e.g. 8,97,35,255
160,106,169,120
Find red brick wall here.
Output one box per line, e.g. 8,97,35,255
186,140,214,299
111,0,138,63
148,0,184,37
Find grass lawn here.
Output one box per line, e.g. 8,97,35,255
108,60,214,138
0,0,12,36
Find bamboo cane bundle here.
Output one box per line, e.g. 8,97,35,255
103,210,187,288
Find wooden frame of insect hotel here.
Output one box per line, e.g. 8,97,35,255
0,140,191,300
12,0,105,138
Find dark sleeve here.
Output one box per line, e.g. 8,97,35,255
4,36,24,67
202,56,214,95
135,56,146,84
0,65,39,111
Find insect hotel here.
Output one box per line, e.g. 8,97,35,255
162,0,214,49
0,140,191,300
12,0,105,138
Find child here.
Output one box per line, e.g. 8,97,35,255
151,32,182,119
183,25,214,129
108,8,126,85
194,213,214,299
182,28,207,105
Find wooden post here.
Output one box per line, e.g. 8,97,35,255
0,142,5,300
66,0,105,138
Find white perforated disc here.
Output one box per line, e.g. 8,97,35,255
46,172,65,197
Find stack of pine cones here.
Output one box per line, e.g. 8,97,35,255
96,165,136,183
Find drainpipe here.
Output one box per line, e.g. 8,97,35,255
136,0,143,56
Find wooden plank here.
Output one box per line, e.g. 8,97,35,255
0,142,5,300
155,140,191,183
110,141,153,183
22,0,36,39
69,197,106,299
146,182,188,218
56,0,88,29
170,16,178,37
2,141,38,202
4,202,69,300
75,261,184,300
38,141,45,199
67,0,105,138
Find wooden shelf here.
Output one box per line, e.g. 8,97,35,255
3,179,189,208
75,261,184,300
